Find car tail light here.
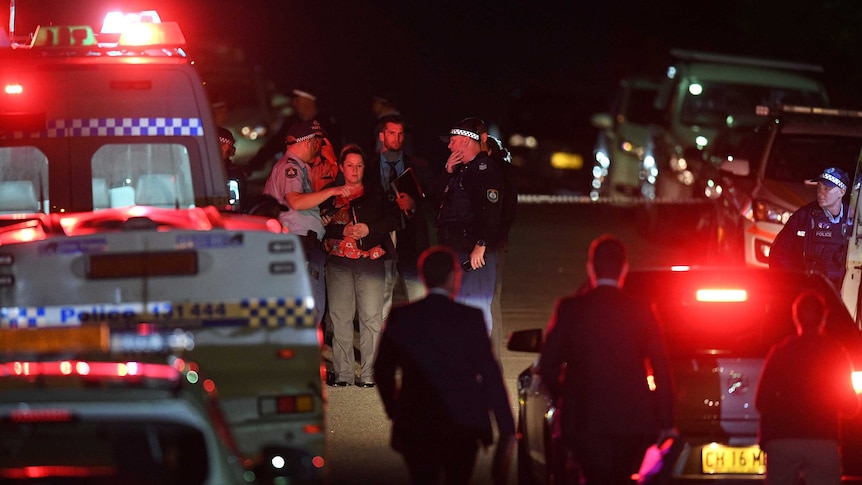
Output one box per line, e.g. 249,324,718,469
9,409,73,422
696,288,748,302
258,394,315,416
852,371,862,394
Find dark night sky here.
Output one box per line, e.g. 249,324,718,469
7,0,862,160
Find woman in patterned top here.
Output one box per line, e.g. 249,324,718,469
323,144,398,388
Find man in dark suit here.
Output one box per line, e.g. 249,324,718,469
374,246,515,485
539,235,676,484
364,114,442,320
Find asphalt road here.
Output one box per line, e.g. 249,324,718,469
324,200,715,484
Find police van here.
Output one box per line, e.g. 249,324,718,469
0,9,325,483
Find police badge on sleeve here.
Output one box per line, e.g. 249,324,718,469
286,167,298,179
487,189,499,202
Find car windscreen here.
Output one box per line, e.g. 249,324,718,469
679,81,826,129
0,419,209,484
763,132,861,184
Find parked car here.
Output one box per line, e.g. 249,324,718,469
595,50,829,204
713,105,862,266
0,325,248,484
509,266,862,484
590,76,662,200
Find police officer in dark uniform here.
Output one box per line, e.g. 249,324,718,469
437,117,503,333
770,167,851,290
218,126,247,212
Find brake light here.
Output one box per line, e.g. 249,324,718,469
258,394,315,415
696,288,748,302
853,371,862,394
0,466,115,479
4,84,22,95
10,409,73,422
2,360,180,381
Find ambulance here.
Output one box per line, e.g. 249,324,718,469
0,9,325,483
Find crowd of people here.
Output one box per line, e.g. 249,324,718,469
216,89,861,484
220,89,518,385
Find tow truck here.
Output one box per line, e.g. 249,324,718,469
0,8,325,483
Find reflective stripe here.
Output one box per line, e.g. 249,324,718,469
6,118,203,138
1,298,315,329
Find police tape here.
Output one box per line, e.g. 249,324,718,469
517,194,713,205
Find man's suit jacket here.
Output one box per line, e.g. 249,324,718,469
539,285,674,440
374,292,515,453
364,153,442,273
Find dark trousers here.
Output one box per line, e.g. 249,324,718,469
402,439,479,485
568,433,651,485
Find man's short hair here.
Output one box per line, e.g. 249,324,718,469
793,290,828,331
419,246,457,289
377,114,405,134
589,235,627,279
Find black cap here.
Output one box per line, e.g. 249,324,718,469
217,126,235,147
285,120,325,144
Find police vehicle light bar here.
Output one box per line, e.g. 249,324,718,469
1,360,181,382
755,104,862,119
31,25,98,48
101,10,162,34
696,288,748,302
0,325,194,354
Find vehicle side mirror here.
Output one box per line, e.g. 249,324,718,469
590,113,613,130
507,328,543,353
719,159,750,177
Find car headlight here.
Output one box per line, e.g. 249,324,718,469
753,199,793,224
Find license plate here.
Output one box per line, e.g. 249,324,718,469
701,444,766,474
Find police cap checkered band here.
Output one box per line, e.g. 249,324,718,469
217,127,235,146
440,117,487,143
450,128,480,140
812,167,850,190
286,119,325,144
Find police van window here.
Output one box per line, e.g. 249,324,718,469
91,144,194,209
0,147,49,214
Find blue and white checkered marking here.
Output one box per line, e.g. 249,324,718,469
241,297,315,328
7,118,203,139
1,307,47,328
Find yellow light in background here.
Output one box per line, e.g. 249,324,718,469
551,152,583,170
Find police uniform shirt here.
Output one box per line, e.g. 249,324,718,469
263,151,324,239
437,151,504,251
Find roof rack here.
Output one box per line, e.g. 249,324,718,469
756,104,862,119
670,49,824,74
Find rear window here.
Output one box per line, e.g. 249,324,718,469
624,269,862,359
0,147,48,214
0,420,209,484
92,143,195,210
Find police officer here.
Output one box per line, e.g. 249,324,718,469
263,120,353,327
770,167,851,290
437,117,503,333
218,126,247,213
